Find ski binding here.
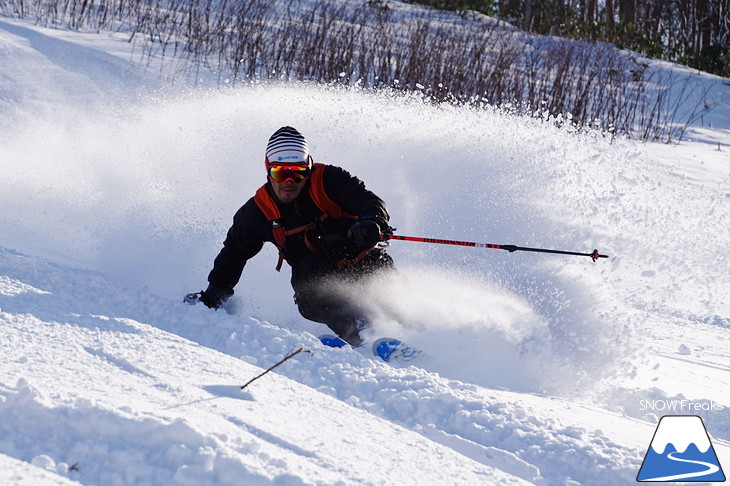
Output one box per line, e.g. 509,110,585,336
183,292,202,305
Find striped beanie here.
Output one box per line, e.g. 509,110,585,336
265,126,311,166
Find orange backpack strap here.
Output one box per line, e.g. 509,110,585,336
253,165,360,271
309,163,357,221
254,185,287,271
310,164,378,267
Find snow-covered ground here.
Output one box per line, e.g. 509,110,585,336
1,10,729,486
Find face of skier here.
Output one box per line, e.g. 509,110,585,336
267,161,311,203
271,178,306,203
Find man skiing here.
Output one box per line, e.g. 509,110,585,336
195,126,394,346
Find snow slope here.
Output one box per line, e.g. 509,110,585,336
1,11,729,486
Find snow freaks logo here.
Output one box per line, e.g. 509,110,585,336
640,399,724,412
637,415,726,482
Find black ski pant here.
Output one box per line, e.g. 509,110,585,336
291,248,395,346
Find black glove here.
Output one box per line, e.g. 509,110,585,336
349,219,382,249
200,284,233,309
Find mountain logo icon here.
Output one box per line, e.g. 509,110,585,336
637,415,726,482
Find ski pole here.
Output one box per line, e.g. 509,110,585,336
384,234,608,261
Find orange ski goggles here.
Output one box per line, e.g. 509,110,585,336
267,162,311,184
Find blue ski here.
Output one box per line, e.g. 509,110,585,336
319,335,421,363
319,335,348,348
372,337,421,363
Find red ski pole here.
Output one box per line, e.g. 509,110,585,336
384,234,608,262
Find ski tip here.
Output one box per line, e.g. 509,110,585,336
319,335,349,348
372,337,400,362
372,337,421,363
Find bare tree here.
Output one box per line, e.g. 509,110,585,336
0,0,721,141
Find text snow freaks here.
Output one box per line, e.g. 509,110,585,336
640,400,724,412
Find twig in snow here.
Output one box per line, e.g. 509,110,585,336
241,346,310,390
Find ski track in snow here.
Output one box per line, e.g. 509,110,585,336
1,10,729,486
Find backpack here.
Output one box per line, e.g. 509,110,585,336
254,163,368,271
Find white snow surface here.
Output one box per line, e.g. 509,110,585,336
1,12,729,486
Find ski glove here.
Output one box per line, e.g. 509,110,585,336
349,219,382,249
200,284,233,309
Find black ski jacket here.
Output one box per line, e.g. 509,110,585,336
207,164,389,292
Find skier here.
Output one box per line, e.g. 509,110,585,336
195,126,394,346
